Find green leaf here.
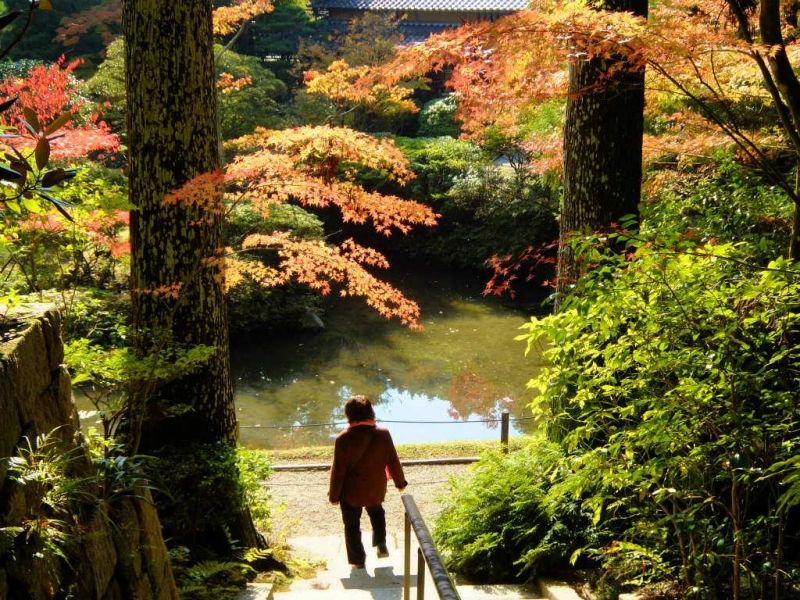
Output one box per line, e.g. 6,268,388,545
35,191,73,222
21,197,40,213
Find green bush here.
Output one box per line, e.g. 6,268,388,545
520,238,800,596
230,0,322,85
84,40,289,139
224,203,324,334
392,136,482,200
417,95,460,138
643,158,793,261
81,37,126,132
435,439,595,582
216,45,288,139
418,164,558,269
147,443,273,556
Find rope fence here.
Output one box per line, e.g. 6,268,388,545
239,414,536,430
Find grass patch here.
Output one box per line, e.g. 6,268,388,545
261,437,532,464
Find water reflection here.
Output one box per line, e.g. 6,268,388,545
233,270,545,449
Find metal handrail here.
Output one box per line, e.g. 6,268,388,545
402,494,461,600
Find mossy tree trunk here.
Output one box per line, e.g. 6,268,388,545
123,0,262,552
557,0,648,301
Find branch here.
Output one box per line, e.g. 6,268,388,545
0,4,35,60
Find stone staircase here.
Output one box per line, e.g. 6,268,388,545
241,533,545,600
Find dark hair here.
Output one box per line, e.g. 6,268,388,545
344,395,375,422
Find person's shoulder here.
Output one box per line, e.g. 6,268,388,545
375,427,393,439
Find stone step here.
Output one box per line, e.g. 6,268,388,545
266,534,544,600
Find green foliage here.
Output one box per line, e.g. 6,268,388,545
59,287,129,346
0,164,130,295
236,448,274,533
519,237,800,596
147,443,273,555
339,13,403,67
434,439,595,582
0,0,114,65
416,164,558,269
216,44,288,139
225,202,323,245
1,430,90,584
170,545,256,600
81,37,125,132
231,0,321,84
391,135,482,200
224,203,324,335
643,158,793,261
84,40,289,139
0,58,43,80
65,336,217,438
516,99,564,136
417,94,460,138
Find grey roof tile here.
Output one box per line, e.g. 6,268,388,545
314,0,527,11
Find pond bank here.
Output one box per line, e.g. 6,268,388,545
261,437,530,465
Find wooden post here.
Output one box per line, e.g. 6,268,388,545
417,547,426,600
404,512,411,600
501,411,510,453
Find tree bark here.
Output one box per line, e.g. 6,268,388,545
557,0,648,300
123,0,262,552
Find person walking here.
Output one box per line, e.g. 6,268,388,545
329,395,407,568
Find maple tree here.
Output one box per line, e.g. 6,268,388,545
304,60,419,125
172,125,437,328
371,0,800,269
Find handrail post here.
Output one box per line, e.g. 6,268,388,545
404,511,411,600
501,410,509,453
402,495,461,600
417,548,426,600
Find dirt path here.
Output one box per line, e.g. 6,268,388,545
266,463,472,539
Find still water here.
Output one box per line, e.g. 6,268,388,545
232,269,545,449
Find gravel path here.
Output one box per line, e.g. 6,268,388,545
266,462,473,539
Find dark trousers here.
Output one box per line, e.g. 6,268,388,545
340,500,386,565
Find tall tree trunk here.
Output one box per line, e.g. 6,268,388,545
550,0,648,440
557,0,648,301
123,0,262,553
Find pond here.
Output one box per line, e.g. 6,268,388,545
232,268,546,449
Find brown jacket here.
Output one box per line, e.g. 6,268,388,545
329,425,407,506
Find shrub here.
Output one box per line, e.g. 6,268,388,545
520,238,800,596
417,94,460,138
216,45,288,140
224,203,324,335
147,443,273,556
434,438,596,583
643,158,793,262
419,164,558,269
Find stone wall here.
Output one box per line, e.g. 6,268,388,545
0,308,178,600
